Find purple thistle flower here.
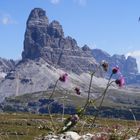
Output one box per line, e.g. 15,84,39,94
115,76,125,87
59,73,68,82
112,66,119,74
70,114,79,123
101,60,109,72
74,87,81,95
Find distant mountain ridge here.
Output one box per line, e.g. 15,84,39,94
91,48,140,84
92,48,138,74
0,8,139,102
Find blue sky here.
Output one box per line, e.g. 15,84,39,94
0,0,140,71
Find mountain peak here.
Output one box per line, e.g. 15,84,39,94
29,8,46,18
48,20,64,38
27,8,49,27
82,45,91,51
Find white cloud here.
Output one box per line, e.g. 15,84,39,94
0,14,17,25
49,0,60,4
126,51,140,57
45,0,88,6
126,50,140,72
73,0,88,6
136,60,140,72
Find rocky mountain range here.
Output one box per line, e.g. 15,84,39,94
0,8,140,103
91,48,140,84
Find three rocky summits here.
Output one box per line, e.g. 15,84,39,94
0,8,139,101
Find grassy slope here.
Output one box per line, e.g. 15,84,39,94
8,88,140,109
1,89,140,139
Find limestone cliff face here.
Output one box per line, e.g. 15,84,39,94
22,8,97,74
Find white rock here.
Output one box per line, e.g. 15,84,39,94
44,134,59,140
128,137,139,140
60,131,81,140
81,133,94,140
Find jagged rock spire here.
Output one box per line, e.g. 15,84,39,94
48,20,64,38
22,8,65,60
27,8,49,27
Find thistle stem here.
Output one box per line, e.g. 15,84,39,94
83,72,95,113
47,79,59,133
47,103,57,132
48,79,59,100
90,73,113,127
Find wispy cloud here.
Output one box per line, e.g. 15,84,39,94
49,0,61,4
126,51,140,57
126,51,140,72
73,0,88,6
47,0,88,6
0,14,17,25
